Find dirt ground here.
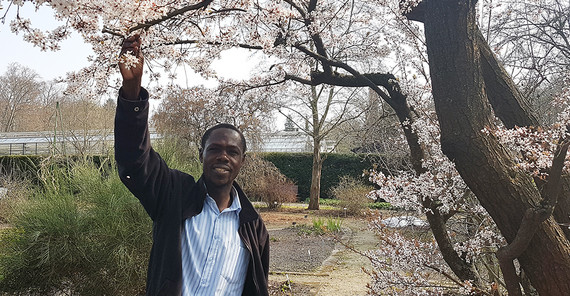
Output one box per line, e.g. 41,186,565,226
260,207,380,296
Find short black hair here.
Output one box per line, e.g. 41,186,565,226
200,123,247,153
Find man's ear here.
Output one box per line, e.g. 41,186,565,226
198,148,204,163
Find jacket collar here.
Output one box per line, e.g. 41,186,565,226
182,176,259,224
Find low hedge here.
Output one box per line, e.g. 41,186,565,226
0,152,401,201
259,152,397,200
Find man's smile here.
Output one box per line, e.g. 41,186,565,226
213,166,230,173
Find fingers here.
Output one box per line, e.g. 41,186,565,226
120,34,142,57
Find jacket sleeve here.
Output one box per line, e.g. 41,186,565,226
114,87,192,220
260,222,270,282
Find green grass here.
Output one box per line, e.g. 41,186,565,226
367,202,393,210
293,217,344,236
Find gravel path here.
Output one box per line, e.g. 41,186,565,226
269,227,336,273
266,216,378,296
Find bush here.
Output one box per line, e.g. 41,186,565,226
330,176,374,215
237,153,298,209
153,137,202,176
0,156,151,295
0,156,42,185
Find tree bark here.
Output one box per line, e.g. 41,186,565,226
308,84,323,211
477,29,540,129
308,140,322,210
423,0,570,294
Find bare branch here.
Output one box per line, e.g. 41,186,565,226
128,0,214,34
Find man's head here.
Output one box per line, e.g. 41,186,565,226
199,124,247,189
201,123,247,154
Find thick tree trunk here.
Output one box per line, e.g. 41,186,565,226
477,29,539,129
423,0,570,294
476,28,570,239
308,141,322,210
405,2,570,238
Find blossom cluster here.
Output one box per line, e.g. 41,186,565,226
487,124,569,177
4,0,421,99
486,81,570,178
367,218,460,295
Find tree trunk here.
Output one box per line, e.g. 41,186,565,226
476,27,570,239
423,0,570,294
308,140,322,210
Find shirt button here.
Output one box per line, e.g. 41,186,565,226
134,107,140,112
125,175,131,179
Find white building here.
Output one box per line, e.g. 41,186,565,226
253,130,335,153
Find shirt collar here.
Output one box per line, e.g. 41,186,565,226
204,185,242,215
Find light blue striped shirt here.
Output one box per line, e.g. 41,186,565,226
181,187,250,296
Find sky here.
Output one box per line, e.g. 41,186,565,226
0,4,92,81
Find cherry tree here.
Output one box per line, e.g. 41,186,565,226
229,0,428,211
414,0,570,294
368,0,570,294
3,0,415,209
5,0,570,294
3,0,493,291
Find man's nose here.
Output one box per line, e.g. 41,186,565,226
216,150,230,161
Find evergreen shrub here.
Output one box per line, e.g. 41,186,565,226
261,152,390,200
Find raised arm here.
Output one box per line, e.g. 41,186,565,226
119,34,144,100
114,35,186,220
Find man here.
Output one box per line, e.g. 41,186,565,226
114,34,269,296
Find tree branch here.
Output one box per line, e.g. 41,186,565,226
161,39,263,49
102,0,215,36
128,0,214,34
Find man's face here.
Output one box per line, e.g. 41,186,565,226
200,128,245,189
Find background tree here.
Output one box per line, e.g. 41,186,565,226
152,85,273,152
276,84,369,208
0,63,42,132
57,93,116,156
34,80,65,131
347,89,409,168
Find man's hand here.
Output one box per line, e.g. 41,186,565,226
119,34,144,100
